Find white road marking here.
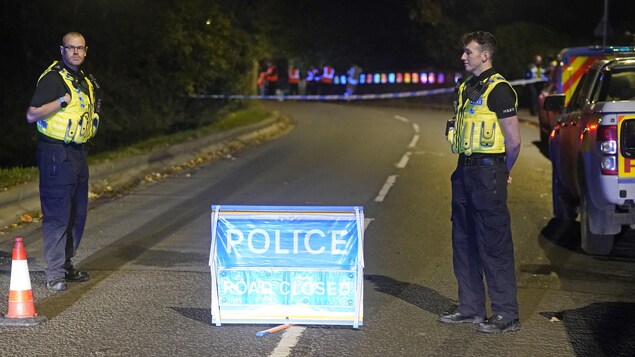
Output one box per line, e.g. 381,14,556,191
394,115,409,122
412,123,420,133
396,152,411,168
408,134,419,148
364,218,374,230
269,326,307,357
375,175,398,202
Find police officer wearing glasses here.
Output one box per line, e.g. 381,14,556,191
26,31,100,292
440,31,521,333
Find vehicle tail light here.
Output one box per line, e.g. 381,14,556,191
598,125,618,175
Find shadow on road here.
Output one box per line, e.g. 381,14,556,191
541,302,635,356
365,274,455,316
533,139,550,160
172,307,213,325
538,218,635,261
534,219,635,355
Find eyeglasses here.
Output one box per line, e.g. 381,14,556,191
63,45,87,53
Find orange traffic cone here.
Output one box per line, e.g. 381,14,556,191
0,237,46,326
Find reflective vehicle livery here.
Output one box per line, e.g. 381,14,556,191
538,46,635,144
548,57,635,255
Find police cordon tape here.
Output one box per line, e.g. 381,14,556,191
191,78,545,101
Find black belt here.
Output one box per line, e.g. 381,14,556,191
460,154,506,166
38,134,84,150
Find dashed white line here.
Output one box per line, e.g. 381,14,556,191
394,115,409,122
269,326,307,357
396,152,411,168
375,175,398,202
408,134,419,148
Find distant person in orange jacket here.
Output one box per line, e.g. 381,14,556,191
288,63,300,95
257,70,266,96
319,64,335,95
265,61,279,96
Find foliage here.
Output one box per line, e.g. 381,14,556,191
2,0,633,169
0,167,39,191
1,0,257,168
0,104,270,189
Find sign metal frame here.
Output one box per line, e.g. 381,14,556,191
209,205,364,328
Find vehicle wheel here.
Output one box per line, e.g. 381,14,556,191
552,160,577,220
579,191,614,255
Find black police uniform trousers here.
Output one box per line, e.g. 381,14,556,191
450,153,519,320
37,137,89,282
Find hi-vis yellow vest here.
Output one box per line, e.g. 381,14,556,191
36,61,99,144
448,73,517,155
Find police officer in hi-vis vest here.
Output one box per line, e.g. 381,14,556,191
440,31,521,333
26,31,100,292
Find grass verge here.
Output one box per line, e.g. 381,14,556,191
0,105,271,190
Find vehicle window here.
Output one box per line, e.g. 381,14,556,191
567,72,591,112
596,68,635,102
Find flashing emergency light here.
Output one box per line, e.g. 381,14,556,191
420,73,427,84
437,73,445,84
604,46,635,53
330,70,458,86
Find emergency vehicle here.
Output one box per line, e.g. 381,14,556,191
547,57,635,255
538,46,635,144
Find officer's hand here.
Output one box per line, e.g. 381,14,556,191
64,93,71,103
507,175,512,184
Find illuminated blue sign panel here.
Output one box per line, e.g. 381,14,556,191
209,205,364,328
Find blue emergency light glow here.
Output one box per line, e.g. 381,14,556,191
327,69,460,87
604,46,635,53
420,73,427,84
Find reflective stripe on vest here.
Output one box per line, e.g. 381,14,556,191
288,68,300,84
450,73,517,155
36,61,98,144
321,66,334,83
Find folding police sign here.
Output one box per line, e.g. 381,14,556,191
209,205,364,328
